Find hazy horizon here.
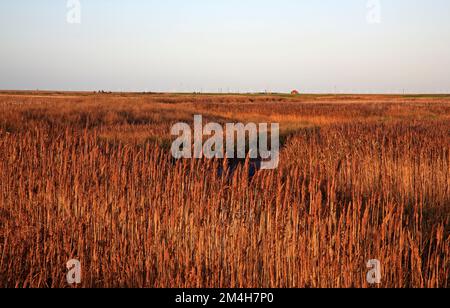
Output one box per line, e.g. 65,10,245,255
1,0,450,94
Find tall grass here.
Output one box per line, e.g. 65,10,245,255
0,93,449,288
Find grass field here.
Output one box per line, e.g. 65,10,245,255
0,92,449,288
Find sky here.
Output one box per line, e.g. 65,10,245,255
0,0,449,93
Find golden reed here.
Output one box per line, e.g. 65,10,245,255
0,93,449,288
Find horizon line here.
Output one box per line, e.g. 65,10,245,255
1,89,450,96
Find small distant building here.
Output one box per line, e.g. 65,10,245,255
291,90,300,95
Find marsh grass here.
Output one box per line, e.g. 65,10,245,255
0,93,449,288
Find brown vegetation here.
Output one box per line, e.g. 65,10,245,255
0,92,449,287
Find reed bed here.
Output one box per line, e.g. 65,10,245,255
0,93,449,288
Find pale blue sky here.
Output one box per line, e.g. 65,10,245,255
1,0,449,93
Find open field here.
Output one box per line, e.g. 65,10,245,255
0,92,449,288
